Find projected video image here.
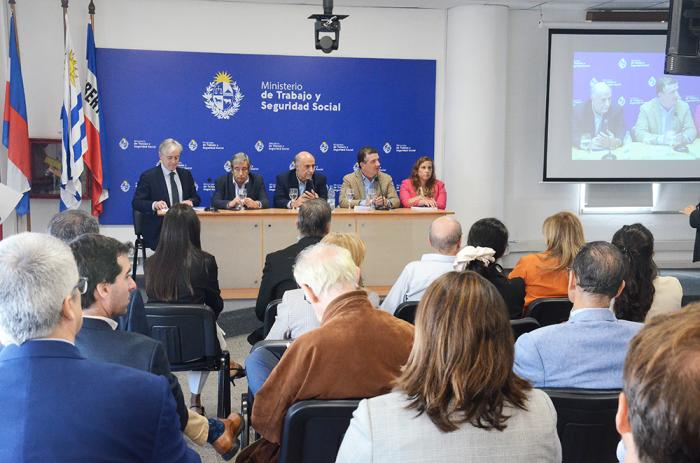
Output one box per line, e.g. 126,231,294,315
572,52,700,161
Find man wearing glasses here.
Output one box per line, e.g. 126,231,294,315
212,152,269,210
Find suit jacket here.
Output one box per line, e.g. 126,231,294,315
632,98,697,145
132,166,201,250
273,170,328,208
514,308,643,389
0,340,199,463
339,170,400,209
254,236,321,321
237,291,414,463
211,172,269,209
571,101,626,148
399,178,447,209
75,316,189,431
336,389,561,463
690,204,700,262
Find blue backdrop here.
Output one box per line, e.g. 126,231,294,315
96,48,436,224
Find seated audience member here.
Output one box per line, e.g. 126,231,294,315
246,233,379,395
337,271,561,462
611,223,682,322
399,156,446,209
132,138,201,250
514,241,643,389
509,211,585,311
0,233,199,462
250,199,331,344
380,216,461,314
339,146,400,209
236,243,414,463
273,151,328,209
71,234,241,460
571,81,625,150
681,201,700,262
615,305,700,463
212,152,269,210
145,203,237,416
454,218,525,318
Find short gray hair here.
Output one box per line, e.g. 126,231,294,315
429,216,462,252
293,243,358,298
297,199,331,238
0,233,78,344
47,209,99,242
158,138,182,156
231,152,250,166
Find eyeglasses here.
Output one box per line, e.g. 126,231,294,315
75,277,88,295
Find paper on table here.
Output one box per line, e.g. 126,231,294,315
0,183,23,224
411,206,438,211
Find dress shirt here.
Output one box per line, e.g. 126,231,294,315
235,178,262,208
360,173,378,206
154,163,183,210
286,175,309,209
83,315,119,330
380,253,455,314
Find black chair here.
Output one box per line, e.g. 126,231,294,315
132,209,148,279
240,339,291,448
262,298,283,338
279,399,361,463
510,317,540,340
144,303,232,418
527,298,572,327
542,388,621,463
394,300,419,324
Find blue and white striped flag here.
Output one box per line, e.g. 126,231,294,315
60,11,87,210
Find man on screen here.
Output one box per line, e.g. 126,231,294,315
572,81,625,150
632,76,697,146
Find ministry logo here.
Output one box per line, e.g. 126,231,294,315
289,161,295,170
319,141,329,153
188,139,198,151
120,180,130,193
383,142,392,154
224,161,232,173
648,76,656,87
203,71,244,120
119,138,129,150
618,58,627,69
255,140,264,152
618,96,626,106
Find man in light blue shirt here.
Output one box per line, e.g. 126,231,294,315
633,76,697,146
380,216,461,314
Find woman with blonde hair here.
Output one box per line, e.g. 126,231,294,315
509,211,585,311
336,271,561,462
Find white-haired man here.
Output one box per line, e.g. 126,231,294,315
237,243,414,463
0,233,199,462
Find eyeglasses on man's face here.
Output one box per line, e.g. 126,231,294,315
74,277,88,295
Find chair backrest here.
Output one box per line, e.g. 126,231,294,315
133,208,144,236
263,298,283,338
542,388,621,463
279,399,361,463
394,300,419,324
510,317,540,341
144,303,220,369
527,297,572,326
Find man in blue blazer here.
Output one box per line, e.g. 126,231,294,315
0,233,200,462
514,241,643,389
132,138,201,249
212,152,269,209
273,151,328,208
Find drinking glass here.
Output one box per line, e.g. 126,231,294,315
367,187,377,209
289,188,299,208
236,187,247,210
345,189,354,208
580,133,591,151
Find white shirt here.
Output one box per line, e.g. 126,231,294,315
380,253,455,315
154,163,183,210
83,315,119,330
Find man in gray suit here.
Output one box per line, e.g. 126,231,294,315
514,241,643,389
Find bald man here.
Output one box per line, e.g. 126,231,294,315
572,81,625,150
380,216,462,314
273,151,328,208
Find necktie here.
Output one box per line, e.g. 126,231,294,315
169,171,180,205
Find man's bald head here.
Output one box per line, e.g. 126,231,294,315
429,216,462,255
294,151,316,182
591,81,612,116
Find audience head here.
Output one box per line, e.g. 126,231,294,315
428,216,462,255
230,152,251,185
69,234,135,317
467,217,509,260
590,81,612,116
611,224,658,322
321,233,367,268
616,305,700,463
294,151,316,182
0,233,82,345
542,211,585,271
357,146,381,179
158,138,182,172
396,271,531,432
296,198,331,238
293,243,360,320
410,156,435,191
47,209,99,242
158,203,202,250
569,241,625,307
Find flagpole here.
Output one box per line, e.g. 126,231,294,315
62,0,68,45
89,0,94,27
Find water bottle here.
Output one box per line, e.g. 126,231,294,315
327,187,336,210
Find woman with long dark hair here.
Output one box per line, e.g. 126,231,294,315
336,272,561,462
399,156,446,209
611,223,682,322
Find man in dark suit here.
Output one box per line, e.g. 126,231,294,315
0,232,200,462
273,151,328,208
682,202,700,262
70,233,243,460
132,138,201,249
212,152,269,209
572,81,626,150
248,199,332,345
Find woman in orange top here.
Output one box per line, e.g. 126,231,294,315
509,211,585,312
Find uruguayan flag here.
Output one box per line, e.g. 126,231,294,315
60,12,86,210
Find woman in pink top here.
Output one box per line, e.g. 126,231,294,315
400,157,447,209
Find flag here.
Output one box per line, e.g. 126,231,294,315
83,21,108,216
2,12,31,216
60,11,87,211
